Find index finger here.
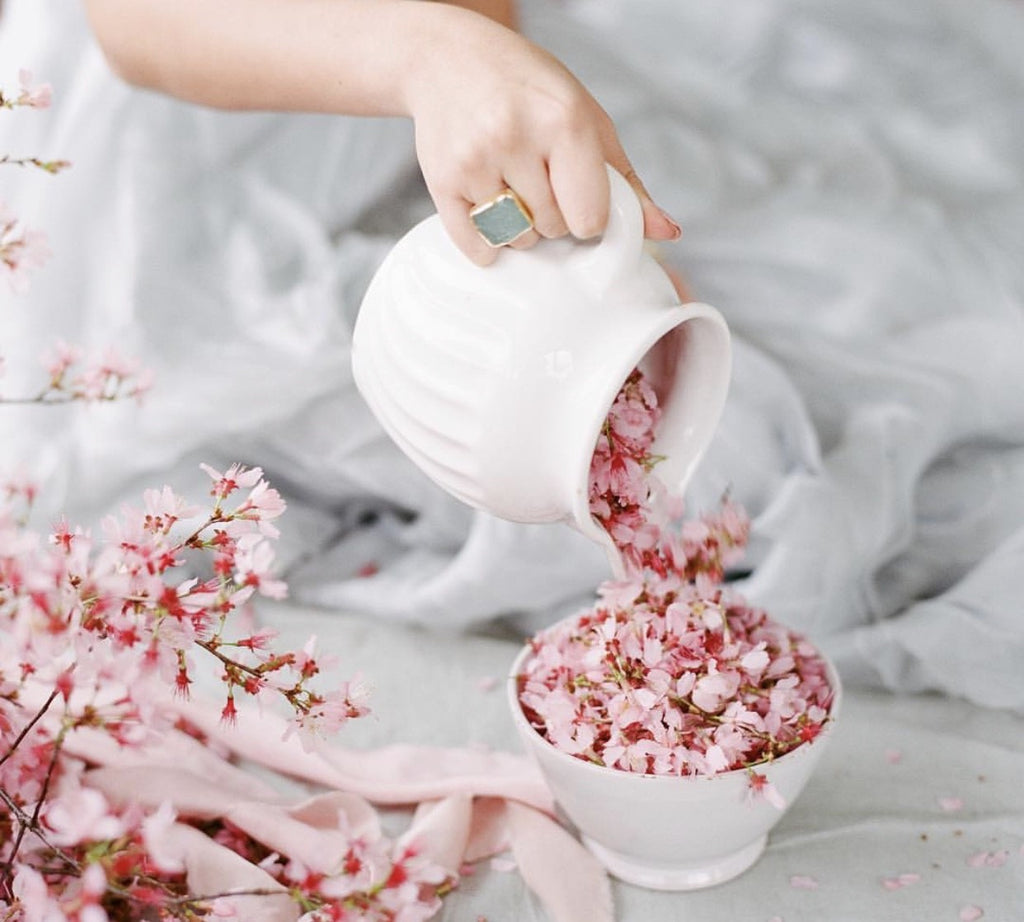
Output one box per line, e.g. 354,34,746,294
547,139,610,240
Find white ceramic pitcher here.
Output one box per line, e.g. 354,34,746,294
352,167,732,575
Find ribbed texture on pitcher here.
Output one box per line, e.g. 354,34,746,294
353,258,510,511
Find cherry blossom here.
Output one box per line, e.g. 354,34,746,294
140,801,186,873
41,787,125,846
0,70,52,113
290,679,372,749
15,70,53,109
747,770,787,810
966,849,1008,869
881,872,920,890
0,203,49,293
200,461,265,503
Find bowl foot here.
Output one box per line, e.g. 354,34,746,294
581,834,768,891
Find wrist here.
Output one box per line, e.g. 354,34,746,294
397,1,514,117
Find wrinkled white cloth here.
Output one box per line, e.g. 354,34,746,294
1,0,1023,710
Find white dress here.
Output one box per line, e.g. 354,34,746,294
2,0,1024,709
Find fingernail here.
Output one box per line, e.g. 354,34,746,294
659,207,682,240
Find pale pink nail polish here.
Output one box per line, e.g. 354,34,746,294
659,207,682,239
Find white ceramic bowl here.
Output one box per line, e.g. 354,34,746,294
352,167,731,576
507,631,841,891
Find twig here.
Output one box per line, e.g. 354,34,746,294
0,154,70,173
6,721,68,867
0,687,58,768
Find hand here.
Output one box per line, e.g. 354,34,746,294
404,3,681,265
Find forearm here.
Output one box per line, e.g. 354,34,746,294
81,0,502,116
82,0,680,264
440,0,516,29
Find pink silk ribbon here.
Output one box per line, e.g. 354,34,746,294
62,696,614,922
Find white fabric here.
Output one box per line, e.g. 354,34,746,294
1,0,1024,714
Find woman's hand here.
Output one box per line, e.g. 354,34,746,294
82,0,679,267
404,3,681,265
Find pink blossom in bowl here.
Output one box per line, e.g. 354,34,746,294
506,365,839,889
507,623,841,890
516,583,835,779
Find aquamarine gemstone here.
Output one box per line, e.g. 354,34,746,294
471,192,533,246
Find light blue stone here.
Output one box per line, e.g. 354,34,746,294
471,193,533,246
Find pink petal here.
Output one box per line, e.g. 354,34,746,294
959,906,984,921
882,872,920,890
965,849,1006,869
884,749,902,764
789,875,819,890
938,796,964,812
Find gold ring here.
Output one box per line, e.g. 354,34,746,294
470,188,534,247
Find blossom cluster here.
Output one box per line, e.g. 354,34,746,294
0,69,460,922
588,368,749,581
1,200,49,294
517,581,833,777
239,835,451,922
0,70,53,111
0,464,460,921
1,340,154,405
517,366,834,782
8,801,451,922
1,71,59,292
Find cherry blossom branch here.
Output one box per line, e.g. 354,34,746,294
0,70,52,110
0,66,450,922
4,723,68,873
0,785,79,870
667,694,787,752
0,688,58,770
0,154,70,174
0,72,61,291
0,344,153,405
0,784,82,893
161,887,296,913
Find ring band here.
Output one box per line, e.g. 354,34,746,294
470,189,534,247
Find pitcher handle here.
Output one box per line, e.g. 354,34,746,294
571,165,648,295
